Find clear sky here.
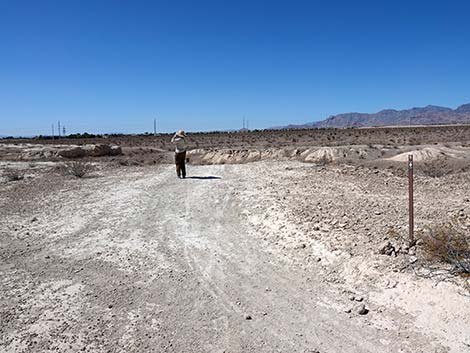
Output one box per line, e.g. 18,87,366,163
1,0,470,136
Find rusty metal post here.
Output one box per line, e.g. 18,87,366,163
408,154,414,244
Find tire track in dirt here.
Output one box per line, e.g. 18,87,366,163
1,164,443,353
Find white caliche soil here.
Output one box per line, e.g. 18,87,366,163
1,162,470,353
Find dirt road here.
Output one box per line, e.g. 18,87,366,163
0,164,462,352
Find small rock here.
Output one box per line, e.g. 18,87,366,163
245,314,252,320
355,296,364,302
348,295,355,301
409,256,418,264
379,241,394,255
31,217,38,222
385,279,398,289
356,304,368,315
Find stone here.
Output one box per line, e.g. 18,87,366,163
379,241,394,255
356,304,368,315
245,314,252,320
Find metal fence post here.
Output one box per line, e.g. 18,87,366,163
408,154,414,244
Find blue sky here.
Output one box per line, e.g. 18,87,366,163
1,0,470,136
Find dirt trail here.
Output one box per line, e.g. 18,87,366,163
0,164,453,352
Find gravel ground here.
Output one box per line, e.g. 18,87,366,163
1,162,470,353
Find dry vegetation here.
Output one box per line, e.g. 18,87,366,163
2,168,24,182
62,161,93,178
419,157,470,177
420,216,470,276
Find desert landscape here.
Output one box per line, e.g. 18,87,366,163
1,126,470,352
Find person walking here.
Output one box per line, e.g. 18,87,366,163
171,130,188,178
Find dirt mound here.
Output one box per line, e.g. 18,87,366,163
387,146,468,162
189,146,383,165
0,143,122,160
188,148,298,164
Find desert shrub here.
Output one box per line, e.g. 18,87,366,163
3,168,24,182
420,157,451,178
63,161,93,178
420,157,469,178
316,154,332,166
420,218,470,275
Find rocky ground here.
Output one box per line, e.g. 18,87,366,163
1,157,470,352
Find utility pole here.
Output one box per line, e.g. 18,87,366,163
58,121,61,138
63,126,66,137
247,119,249,131
243,116,246,130
154,118,157,136
52,124,55,140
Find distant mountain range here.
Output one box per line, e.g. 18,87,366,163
275,103,470,129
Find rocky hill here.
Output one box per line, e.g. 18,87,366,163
277,103,470,129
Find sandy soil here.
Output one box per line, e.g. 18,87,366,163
1,161,470,353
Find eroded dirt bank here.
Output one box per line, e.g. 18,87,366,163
1,162,470,352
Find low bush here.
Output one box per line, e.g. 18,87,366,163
420,217,470,275
63,161,93,178
420,157,451,178
419,157,469,178
316,154,332,166
3,168,24,182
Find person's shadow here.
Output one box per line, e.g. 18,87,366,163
187,176,221,180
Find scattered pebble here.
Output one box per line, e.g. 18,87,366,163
356,304,368,315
